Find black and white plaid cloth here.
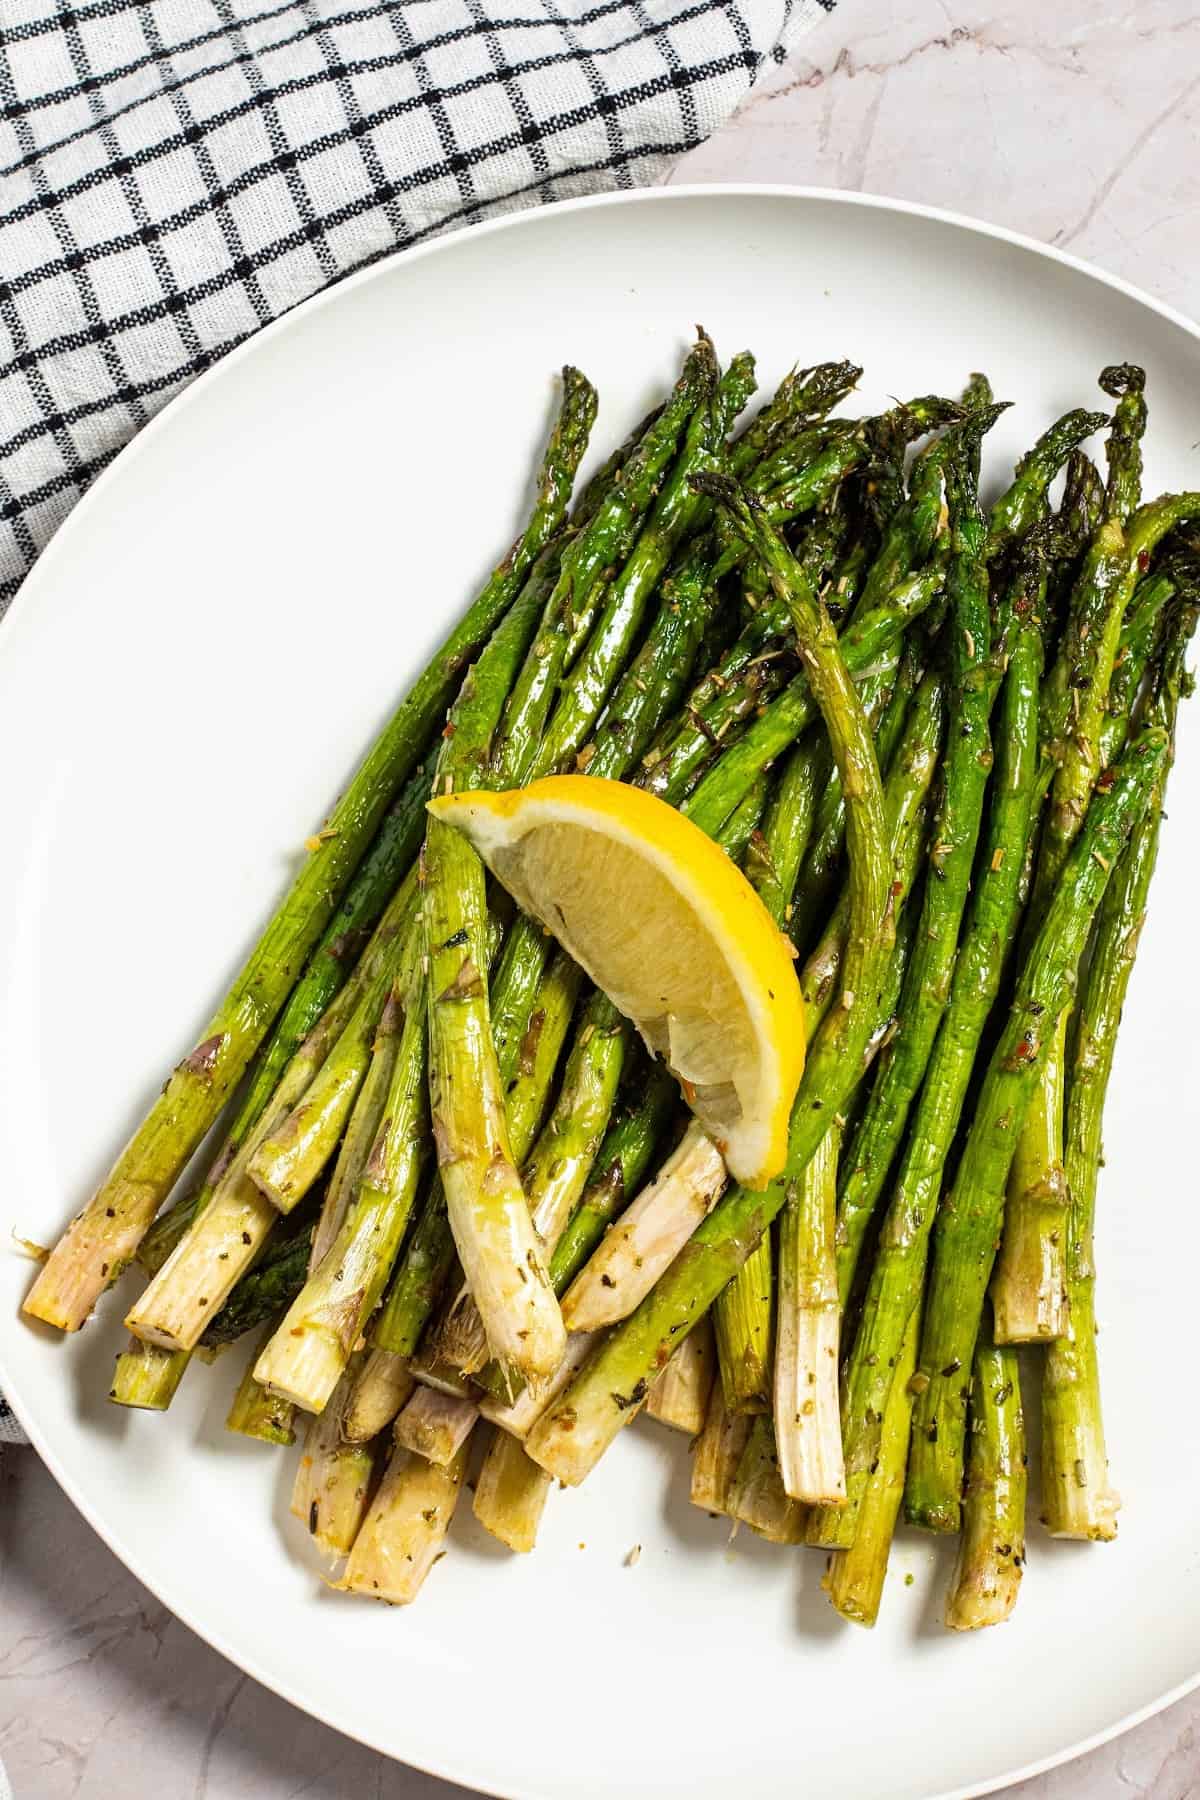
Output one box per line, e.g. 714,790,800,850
0,0,834,1449
0,0,835,614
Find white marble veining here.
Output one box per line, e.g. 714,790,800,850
4,2,1200,1794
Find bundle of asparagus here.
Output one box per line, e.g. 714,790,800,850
23,334,1198,1629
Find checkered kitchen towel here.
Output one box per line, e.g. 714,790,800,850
0,0,836,616
0,0,836,1447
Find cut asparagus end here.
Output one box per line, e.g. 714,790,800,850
646,1318,715,1436
473,1428,553,1552
945,1336,1027,1628
561,1121,727,1332
227,1331,297,1445
713,1229,773,1416
292,1358,375,1556
254,1320,350,1416
1040,1295,1120,1540
478,1330,597,1439
393,1385,479,1467
407,1348,478,1398
343,1350,415,1445
339,1442,468,1602
124,1164,277,1353
825,1307,921,1624
728,1415,807,1544
990,1171,1069,1344
775,1123,844,1505
775,1300,845,1505
23,1179,155,1330
690,1377,753,1516
109,1336,190,1411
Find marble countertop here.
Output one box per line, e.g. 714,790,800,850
4,1,1200,1794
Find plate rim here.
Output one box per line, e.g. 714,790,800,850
3,180,1199,1800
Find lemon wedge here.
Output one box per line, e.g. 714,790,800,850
427,775,805,1188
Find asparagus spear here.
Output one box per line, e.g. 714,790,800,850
905,723,1169,1530
528,348,752,777
226,1327,299,1445
1041,600,1197,1536
25,371,596,1332
339,1443,468,1602
810,548,1046,1550
945,1328,1026,1629
646,1317,716,1435
109,1336,190,1411
681,560,944,838
550,1058,680,1303
394,1384,479,1466
495,337,717,787
423,603,573,1384
713,1229,774,1416
253,963,428,1412
994,479,1200,1340
293,1354,376,1557
691,1377,753,1516
245,961,406,1215
774,1122,843,1503
526,474,891,1485
727,1415,806,1543
473,1428,553,1552
424,950,584,1375
811,415,997,1328
343,1349,416,1444
136,750,436,1278
823,1305,920,1627
560,1120,728,1332
124,871,421,1351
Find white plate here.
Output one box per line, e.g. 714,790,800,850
2,187,1199,1800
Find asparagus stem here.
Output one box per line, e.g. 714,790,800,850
496,338,717,786
812,558,1046,1551
774,1123,843,1504
824,1305,920,1627
690,1377,753,1516
560,1121,727,1333
423,575,572,1386
547,1064,678,1295
339,1443,468,1602
798,662,946,1042
426,950,583,1377
822,416,997,1321
526,476,891,1487
1042,601,1197,1535
530,343,745,777
681,561,944,838
25,372,595,1332
995,472,1199,1342
646,1317,716,1435
200,1222,313,1350
905,724,1168,1531
226,1327,297,1445
393,1385,479,1467
108,1337,189,1411
293,1355,376,1557
713,1230,773,1415
991,1044,1068,1343
473,1428,553,1552
136,751,435,1279
124,925,411,1353
477,1328,598,1439
254,967,428,1412
343,1349,415,1445
728,1415,807,1543
945,1328,1027,1629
